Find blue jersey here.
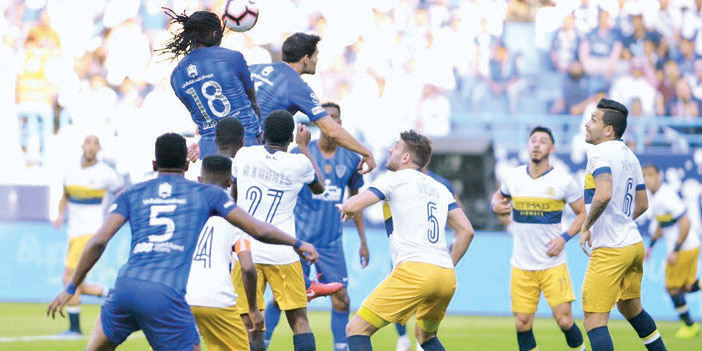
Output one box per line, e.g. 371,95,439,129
109,174,236,294
425,170,456,196
171,47,260,140
249,62,328,123
293,141,363,247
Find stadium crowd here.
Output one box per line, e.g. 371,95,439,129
4,0,702,178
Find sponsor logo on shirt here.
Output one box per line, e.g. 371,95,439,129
133,241,185,254
311,106,324,115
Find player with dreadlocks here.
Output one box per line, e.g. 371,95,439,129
160,9,262,159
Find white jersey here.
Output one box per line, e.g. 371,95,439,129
649,184,700,253
186,216,250,308
369,169,456,269
500,165,582,270
64,160,122,238
232,145,315,265
585,139,645,249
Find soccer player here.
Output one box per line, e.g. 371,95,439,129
161,10,262,159
580,98,667,351
47,133,318,351
642,164,701,338
262,102,368,351
249,33,376,174
186,154,262,351
490,126,586,351
53,134,121,337
231,110,325,351
338,130,475,351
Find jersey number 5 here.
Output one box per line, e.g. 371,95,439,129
427,202,440,243
185,80,231,122
148,205,176,242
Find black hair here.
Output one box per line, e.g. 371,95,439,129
155,133,187,169
282,33,321,63
215,117,244,149
597,98,628,138
642,164,660,173
529,126,555,144
202,155,232,177
322,102,341,115
264,110,295,144
157,9,223,61
400,130,432,168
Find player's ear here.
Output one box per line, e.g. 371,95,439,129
152,160,158,172
197,176,202,183
184,161,190,172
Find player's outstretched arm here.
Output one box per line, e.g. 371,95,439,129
47,213,126,319
633,188,648,220
337,190,381,221
225,207,318,261
314,116,376,174
447,208,475,266
349,188,369,268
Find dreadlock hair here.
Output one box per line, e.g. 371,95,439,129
158,8,223,61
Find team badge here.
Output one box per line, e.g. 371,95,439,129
159,182,172,198
547,187,554,196
261,66,273,76
310,92,320,105
335,165,347,178
187,64,198,78
324,164,332,174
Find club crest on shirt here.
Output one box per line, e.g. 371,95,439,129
335,165,347,178
324,164,332,174
547,187,554,196
159,182,172,198
187,64,198,78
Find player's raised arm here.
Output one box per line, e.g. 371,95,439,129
224,207,318,262
295,124,325,194
314,116,376,174
447,207,475,266
337,189,382,221
47,213,126,319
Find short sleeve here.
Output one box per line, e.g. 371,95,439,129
635,163,645,190
347,156,364,190
289,78,328,122
109,191,130,220
234,238,251,254
499,172,511,197
300,157,315,185
663,188,686,219
588,147,611,178
232,51,254,91
206,186,237,217
368,172,396,201
564,176,583,204
232,151,242,180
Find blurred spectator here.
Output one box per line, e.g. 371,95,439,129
472,42,523,113
656,60,681,114
609,58,657,115
416,84,450,137
624,14,661,58
550,61,589,114
550,13,579,73
578,9,623,93
675,37,698,75
667,78,701,117
685,58,702,100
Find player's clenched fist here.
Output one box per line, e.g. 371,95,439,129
295,240,319,263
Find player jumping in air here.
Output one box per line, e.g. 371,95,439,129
491,126,586,351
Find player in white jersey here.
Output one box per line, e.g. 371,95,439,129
642,164,702,338
54,135,121,336
232,110,324,351
338,131,475,351
491,126,586,351
580,98,667,351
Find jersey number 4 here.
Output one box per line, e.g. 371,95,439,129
185,80,231,122
193,225,214,268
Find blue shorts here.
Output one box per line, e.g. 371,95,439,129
199,135,260,159
302,245,348,288
100,278,199,351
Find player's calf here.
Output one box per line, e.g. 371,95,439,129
618,299,666,351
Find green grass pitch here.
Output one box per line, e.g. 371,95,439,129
1,303,700,350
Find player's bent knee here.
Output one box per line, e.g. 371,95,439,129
514,313,533,330
616,298,642,319
346,314,379,337
416,319,440,334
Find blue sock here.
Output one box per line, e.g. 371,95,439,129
68,312,81,333
690,279,700,292
627,310,667,351
395,323,407,336
264,301,282,345
293,332,316,351
561,323,584,349
348,335,372,351
331,309,349,351
671,293,694,326
516,329,536,351
587,326,613,351
420,337,445,351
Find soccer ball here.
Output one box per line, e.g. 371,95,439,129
222,0,259,32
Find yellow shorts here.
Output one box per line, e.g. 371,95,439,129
232,261,307,312
511,263,575,314
191,305,249,351
357,261,456,333
66,234,94,270
582,242,644,313
666,248,700,290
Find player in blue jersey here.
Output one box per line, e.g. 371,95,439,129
262,103,369,351
250,33,376,174
47,133,318,351
160,10,262,159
